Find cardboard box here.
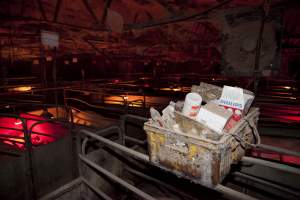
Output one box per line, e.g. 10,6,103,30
196,102,232,134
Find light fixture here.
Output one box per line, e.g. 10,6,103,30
46,56,52,61
64,60,70,65
33,59,39,65
72,57,78,63
9,86,32,92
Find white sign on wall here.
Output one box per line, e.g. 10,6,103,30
41,31,59,49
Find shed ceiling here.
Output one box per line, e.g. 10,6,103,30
0,0,295,61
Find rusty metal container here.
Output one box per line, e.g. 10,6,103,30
144,108,259,188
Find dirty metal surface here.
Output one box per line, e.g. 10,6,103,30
144,108,259,188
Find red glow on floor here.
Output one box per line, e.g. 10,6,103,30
251,149,300,166
0,113,68,149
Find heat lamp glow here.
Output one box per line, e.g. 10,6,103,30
0,113,68,149
9,86,33,92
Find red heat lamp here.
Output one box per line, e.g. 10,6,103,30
0,113,68,149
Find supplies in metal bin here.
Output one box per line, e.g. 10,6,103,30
149,82,256,139
150,102,176,129
150,107,165,127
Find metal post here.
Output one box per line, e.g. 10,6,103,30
53,47,59,118
120,114,148,145
40,46,47,88
143,93,146,108
253,0,269,93
0,41,7,87
23,119,37,200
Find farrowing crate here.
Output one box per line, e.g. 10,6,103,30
144,108,259,188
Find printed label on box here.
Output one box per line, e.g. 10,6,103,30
219,86,244,110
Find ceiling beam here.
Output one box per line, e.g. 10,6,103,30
100,0,112,25
36,0,47,21
85,39,113,64
82,0,100,25
53,0,63,22
154,0,176,16
126,0,234,29
0,14,108,32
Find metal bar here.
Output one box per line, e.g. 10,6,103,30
215,184,258,200
80,129,150,162
120,114,148,145
256,144,300,158
81,177,113,200
53,0,63,22
39,177,82,200
30,131,59,139
233,172,300,198
124,167,198,200
0,126,25,132
23,119,37,200
40,45,47,88
0,41,8,86
65,97,126,113
125,136,147,145
93,125,121,137
241,156,300,175
79,154,156,200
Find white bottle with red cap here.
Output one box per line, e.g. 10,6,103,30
182,92,202,119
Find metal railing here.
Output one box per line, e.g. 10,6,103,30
77,115,258,200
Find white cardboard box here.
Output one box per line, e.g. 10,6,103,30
219,85,254,114
196,102,232,134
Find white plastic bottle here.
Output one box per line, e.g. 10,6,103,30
182,93,202,119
